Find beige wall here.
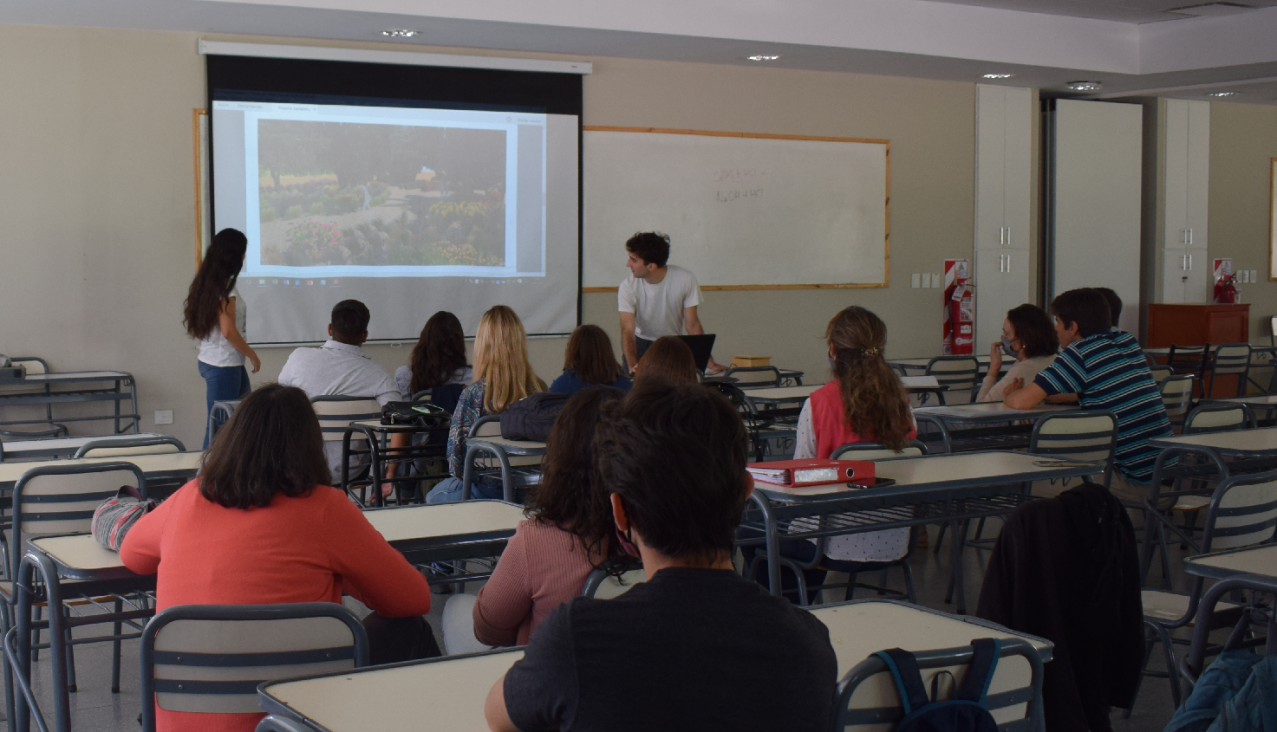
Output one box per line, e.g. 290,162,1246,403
1209,102,1277,342
0,24,977,448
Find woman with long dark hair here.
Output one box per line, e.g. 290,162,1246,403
441,386,630,653
976,303,1058,403
120,384,438,732
394,311,472,397
184,228,259,447
549,324,631,395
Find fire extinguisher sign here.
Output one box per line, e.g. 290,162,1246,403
943,259,975,356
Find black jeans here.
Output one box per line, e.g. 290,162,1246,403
361,612,443,665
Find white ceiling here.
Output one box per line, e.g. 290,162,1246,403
4,0,1277,105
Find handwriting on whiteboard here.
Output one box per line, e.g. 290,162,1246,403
713,167,765,183
717,189,765,202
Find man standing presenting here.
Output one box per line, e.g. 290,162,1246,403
617,232,723,373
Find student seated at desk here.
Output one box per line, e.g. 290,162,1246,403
630,334,699,387
441,386,629,654
791,306,914,563
549,324,632,395
485,382,837,732
120,384,438,732
395,310,473,402
278,299,403,483
426,305,546,503
1004,288,1172,504
977,304,1058,403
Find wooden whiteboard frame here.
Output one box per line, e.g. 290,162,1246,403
193,109,210,269
580,125,891,293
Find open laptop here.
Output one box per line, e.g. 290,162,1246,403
635,334,717,373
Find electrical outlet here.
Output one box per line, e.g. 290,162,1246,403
154,410,174,425
911,273,921,288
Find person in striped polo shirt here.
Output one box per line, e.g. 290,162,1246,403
1004,288,1172,503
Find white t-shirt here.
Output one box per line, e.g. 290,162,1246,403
617,265,702,341
196,288,246,368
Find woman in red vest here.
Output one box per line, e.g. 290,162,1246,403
793,306,916,564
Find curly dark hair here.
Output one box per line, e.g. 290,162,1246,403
183,229,246,340
625,232,671,268
199,384,331,509
526,386,628,566
1006,304,1059,359
408,311,469,394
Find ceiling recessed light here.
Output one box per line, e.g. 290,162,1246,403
983,73,1014,79
380,29,419,38
747,55,782,61
1206,91,1239,97
1065,81,1103,92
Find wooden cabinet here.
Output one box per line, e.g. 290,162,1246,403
1146,304,1249,347
1157,99,1210,304
974,85,1033,348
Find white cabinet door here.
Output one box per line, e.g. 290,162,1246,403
1162,249,1188,304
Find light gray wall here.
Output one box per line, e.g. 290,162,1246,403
0,26,978,447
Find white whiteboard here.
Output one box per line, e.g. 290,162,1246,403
582,128,889,289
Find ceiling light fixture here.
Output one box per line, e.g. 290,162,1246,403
983,73,1014,79
1206,91,1239,97
747,55,782,61
1065,81,1103,92
380,29,420,38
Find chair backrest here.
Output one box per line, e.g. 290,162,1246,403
831,440,929,461
254,716,315,732
310,396,382,442
208,400,241,441
9,357,49,376
1029,412,1117,483
833,638,1044,732
469,413,503,438
10,462,148,580
1159,374,1196,420
1211,343,1252,376
74,436,186,459
581,567,648,599
925,357,980,399
140,603,368,732
1184,403,1255,435
723,366,783,389
1148,366,1173,384
1200,469,1277,552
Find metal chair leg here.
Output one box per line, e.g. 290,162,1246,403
111,597,122,693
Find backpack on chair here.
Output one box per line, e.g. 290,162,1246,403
874,638,1002,732
500,392,571,442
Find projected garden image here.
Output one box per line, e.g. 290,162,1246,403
256,120,507,268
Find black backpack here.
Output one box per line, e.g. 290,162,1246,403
381,401,450,429
500,392,571,442
873,638,1001,732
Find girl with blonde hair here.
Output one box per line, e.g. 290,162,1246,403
427,305,546,503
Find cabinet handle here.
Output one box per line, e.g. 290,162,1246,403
999,227,1005,246
1188,254,1193,270
1181,254,1187,271
1183,229,1188,246
1006,228,1011,247
1189,228,1193,246
999,254,1005,273
1006,254,1011,273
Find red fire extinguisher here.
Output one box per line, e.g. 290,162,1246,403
949,277,975,355
1214,274,1238,304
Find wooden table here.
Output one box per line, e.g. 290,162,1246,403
0,432,165,461
257,600,1053,732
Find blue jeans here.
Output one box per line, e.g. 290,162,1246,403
198,361,251,448
425,477,513,504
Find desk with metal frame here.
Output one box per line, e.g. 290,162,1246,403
1182,544,1277,583
0,451,203,492
0,371,140,435
741,452,1101,614
338,419,449,507
0,432,165,462
912,402,1080,452
256,599,1054,732
1149,427,1277,459
361,500,524,567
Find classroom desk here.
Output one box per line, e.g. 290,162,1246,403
0,432,164,461
0,450,203,490
1182,544,1277,583
1149,427,1277,459
257,600,1054,732
744,452,1101,613
0,370,140,435
13,535,157,732
913,402,1079,452
361,500,524,562
745,384,819,407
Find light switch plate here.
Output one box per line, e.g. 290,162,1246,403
933,273,943,289
154,410,174,425
911,273,921,288
1252,270,1260,283
921,273,931,288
